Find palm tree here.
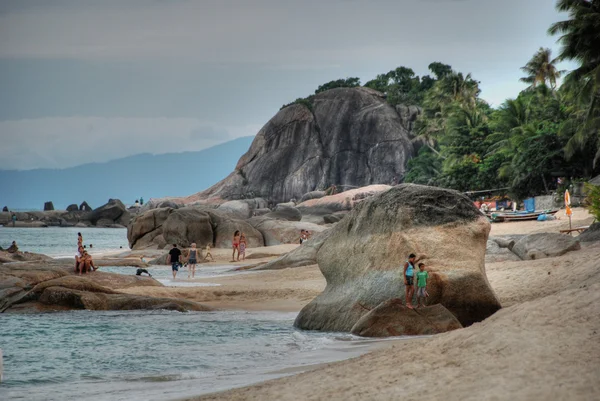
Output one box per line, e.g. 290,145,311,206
549,0,600,168
519,47,563,90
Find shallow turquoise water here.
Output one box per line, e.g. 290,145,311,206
0,227,128,257
0,310,375,400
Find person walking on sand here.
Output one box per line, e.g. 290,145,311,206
415,263,429,308
187,243,200,278
232,230,240,261
238,234,247,261
167,244,182,279
403,253,424,309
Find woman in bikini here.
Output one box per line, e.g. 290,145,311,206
187,243,199,278
232,230,240,261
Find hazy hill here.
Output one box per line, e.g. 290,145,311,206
0,136,254,210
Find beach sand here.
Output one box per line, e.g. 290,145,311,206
153,207,598,401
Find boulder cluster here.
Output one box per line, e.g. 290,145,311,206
126,185,391,250
0,199,130,228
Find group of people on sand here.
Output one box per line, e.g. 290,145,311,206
231,230,247,261
403,253,430,309
166,242,214,279
74,232,97,275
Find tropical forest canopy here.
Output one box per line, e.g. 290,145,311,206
282,0,600,200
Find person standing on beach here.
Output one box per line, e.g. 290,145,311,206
77,232,83,248
167,244,182,279
238,234,247,261
187,243,199,278
232,230,240,261
403,253,424,309
415,263,429,308
11,214,16,227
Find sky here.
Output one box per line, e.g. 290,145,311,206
0,0,573,170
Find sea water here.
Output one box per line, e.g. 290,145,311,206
0,311,380,400
0,227,390,400
0,227,128,257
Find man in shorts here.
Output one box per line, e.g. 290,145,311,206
167,244,182,279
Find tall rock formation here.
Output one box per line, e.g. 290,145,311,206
190,87,415,205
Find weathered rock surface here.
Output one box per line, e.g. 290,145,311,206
0,263,211,313
88,199,130,226
66,204,79,212
44,201,54,211
297,185,391,224
295,184,501,332
128,207,264,249
485,240,521,263
207,210,264,248
162,208,213,248
300,191,326,203
323,212,348,224
0,250,53,264
489,236,517,249
264,205,302,221
350,299,462,337
511,233,581,260
578,222,600,243
254,229,332,270
217,200,252,219
187,88,414,204
248,217,326,246
79,201,92,211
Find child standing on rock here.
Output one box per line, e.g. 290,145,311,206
415,262,429,308
403,253,425,309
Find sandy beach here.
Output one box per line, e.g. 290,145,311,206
112,207,598,401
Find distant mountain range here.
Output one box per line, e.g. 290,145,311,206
0,136,254,210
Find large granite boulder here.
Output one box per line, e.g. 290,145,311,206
294,184,501,332
128,207,264,249
217,200,252,219
577,222,600,242
87,199,130,226
350,300,462,337
511,233,581,260
248,217,326,246
187,88,414,204
162,208,213,248
79,201,92,212
43,201,54,211
206,210,264,248
66,204,79,212
127,207,174,249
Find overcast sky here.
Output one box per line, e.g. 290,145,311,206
0,0,571,170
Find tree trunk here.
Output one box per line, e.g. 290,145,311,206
541,174,549,193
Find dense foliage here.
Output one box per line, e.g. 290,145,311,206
281,0,600,199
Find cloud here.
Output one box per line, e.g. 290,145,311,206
0,117,257,170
